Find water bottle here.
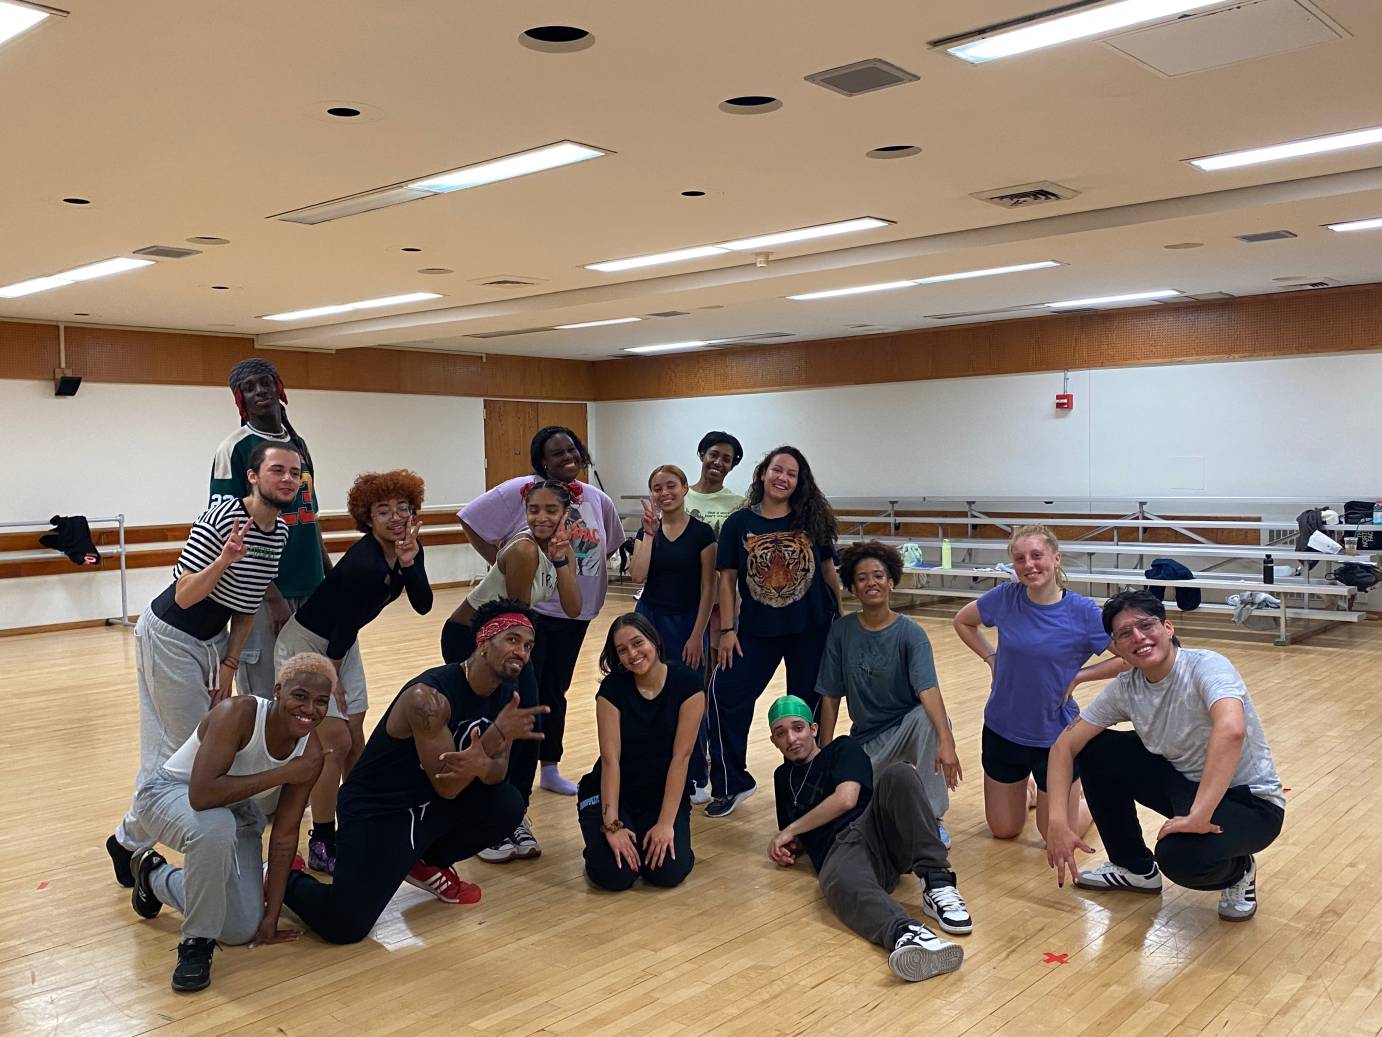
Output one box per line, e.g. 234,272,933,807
940,538,953,568
1374,500,1382,525
1262,554,1274,584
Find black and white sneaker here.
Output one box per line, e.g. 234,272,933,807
704,784,756,818
130,847,166,919
1075,860,1163,894
888,923,964,982
922,884,973,935
171,937,216,993
1218,856,1257,922
107,833,134,888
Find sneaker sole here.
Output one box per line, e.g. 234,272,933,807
512,845,542,860
403,876,480,904
171,976,211,993
1074,877,1162,895
1218,906,1257,922
706,786,757,818
130,850,164,919
889,941,964,982
922,900,973,936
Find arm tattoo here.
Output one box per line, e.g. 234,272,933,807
1065,715,1081,733
410,689,443,732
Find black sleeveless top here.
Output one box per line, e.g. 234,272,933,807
338,663,513,818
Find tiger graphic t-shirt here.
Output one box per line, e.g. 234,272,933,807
717,508,838,637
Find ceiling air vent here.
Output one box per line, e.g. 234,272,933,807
805,58,919,97
645,310,690,318
971,181,1080,209
1183,292,1236,301
470,274,545,288
1235,230,1297,242
133,244,202,259
1276,278,1341,290
743,331,794,338
925,304,1046,320
465,327,555,339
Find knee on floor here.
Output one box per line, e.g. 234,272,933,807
586,865,639,892
642,860,693,889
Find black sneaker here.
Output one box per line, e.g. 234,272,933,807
107,834,134,888
171,937,216,993
704,784,756,818
130,847,166,919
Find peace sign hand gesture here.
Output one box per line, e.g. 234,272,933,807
547,512,572,562
640,498,658,536
219,518,247,566
396,515,423,567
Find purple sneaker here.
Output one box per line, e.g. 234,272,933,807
308,837,336,874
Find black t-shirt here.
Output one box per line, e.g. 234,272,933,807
716,508,838,637
635,516,715,613
338,662,514,818
294,534,432,658
773,736,874,871
584,662,703,807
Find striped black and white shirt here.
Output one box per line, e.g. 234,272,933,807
151,498,289,640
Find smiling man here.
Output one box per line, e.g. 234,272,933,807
1044,590,1286,922
684,431,745,536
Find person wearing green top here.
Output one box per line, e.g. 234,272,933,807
210,358,331,698
684,431,745,537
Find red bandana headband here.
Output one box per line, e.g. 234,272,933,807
521,479,583,505
476,613,534,646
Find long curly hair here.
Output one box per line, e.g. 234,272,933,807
347,469,425,532
745,445,837,549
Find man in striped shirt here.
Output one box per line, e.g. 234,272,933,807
107,440,302,887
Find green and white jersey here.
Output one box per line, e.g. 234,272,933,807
209,424,323,599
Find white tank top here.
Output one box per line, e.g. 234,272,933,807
163,695,308,804
466,531,558,609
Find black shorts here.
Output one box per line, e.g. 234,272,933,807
981,725,1078,793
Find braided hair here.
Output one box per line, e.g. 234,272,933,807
228,358,314,472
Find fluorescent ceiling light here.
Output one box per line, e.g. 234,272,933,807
1326,216,1382,233
0,254,154,299
719,217,891,251
587,245,729,273
623,340,710,355
787,280,917,302
913,260,1061,284
262,291,442,322
0,274,74,299
1048,289,1180,308
555,316,643,329
1190,124,1382,172
0,1,57,49
409,141,605,193
947,0,1223,63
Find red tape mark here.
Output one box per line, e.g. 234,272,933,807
1042,952,1068,965
1282,788,1292,793
35,882,48,891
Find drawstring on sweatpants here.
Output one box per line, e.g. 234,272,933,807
407,802,429,850
205,641,221,693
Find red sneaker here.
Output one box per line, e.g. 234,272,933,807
405,862,481,904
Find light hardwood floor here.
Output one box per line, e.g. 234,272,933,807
2,586,1380,1036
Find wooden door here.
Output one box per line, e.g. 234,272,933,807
483,400,589,488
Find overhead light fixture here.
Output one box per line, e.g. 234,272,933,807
1189,124,1382,172
944,0,1224,64
1326,216,1382,233
408,141,605,193
587,217,891,273
623,340,710,355
0,255,153,299
0,1,61,50
789,260,1060,300
1047,289,1180,308
554,316,643,329
261,291,442,322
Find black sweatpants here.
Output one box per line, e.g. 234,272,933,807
531,614,590,767
576,775,694,891
1077,729,1285,891
440,620,540,806
817,763,956,948
283,780,523,944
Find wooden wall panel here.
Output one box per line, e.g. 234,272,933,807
0,321,59,379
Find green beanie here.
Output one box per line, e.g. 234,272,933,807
767,694,814,728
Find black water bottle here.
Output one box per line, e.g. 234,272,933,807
1262,554,1275,584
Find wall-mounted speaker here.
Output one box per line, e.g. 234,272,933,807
54,368,82,397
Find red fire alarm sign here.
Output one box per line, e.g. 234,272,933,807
1055,393,1073,410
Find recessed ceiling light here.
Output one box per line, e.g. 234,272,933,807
624,340,711,355
0,255,153,298
1163,241,1204,249
519,25,594,52
556,317,643,329
681,190,706,197
942,0,1225,64
719,95,782,114
61,196,90,205
1189,123,1382,171
787,280,917,301
788,261,1059,300
211,285,230,290
186,236,230,246
587,217,891,273
867,145,922,159
1325,216,1382,233
401,246,422,252
409,141,605,193
72,312,88,316
0,1,59,49
1047,289,1181,308
326,106,361,118
588,245,730,273
261,291,442,322
417,267,453,275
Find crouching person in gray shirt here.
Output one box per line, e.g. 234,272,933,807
1045,590,1285,922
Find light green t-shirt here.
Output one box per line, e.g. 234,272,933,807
683,487,744,537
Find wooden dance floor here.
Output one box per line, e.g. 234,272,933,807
2,586,1379,1036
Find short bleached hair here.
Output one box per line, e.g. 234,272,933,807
276,652,336,690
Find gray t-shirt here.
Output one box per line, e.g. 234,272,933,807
1082,648,1284,808
815,613,938,743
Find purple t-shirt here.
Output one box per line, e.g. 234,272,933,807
977,581,1110,748
459,476,623,621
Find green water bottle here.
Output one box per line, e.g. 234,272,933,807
941,538,953,568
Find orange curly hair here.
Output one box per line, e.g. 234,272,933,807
347,470,426,532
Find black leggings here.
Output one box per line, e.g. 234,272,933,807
1077,728,1284,890
284,780,523,944
530,614,590,766
577,775,693,891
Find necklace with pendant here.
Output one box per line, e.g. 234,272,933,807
789,754,817,807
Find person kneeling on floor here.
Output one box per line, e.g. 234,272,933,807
767,695,969,983
128,652,334,993
1044,590,1286,922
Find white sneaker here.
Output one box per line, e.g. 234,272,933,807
1218,856,1257,922
922,884,973,935
1075,860,1163,894
477,835,520,864
511,817,542,860
888,923,964,982
690,784,711,805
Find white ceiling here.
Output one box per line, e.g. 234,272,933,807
2,0,1382,359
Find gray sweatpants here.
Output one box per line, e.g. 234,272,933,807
115,608,226,850
237,596,306,700
818,763,955,949
855,705,949,820
273,614,367,718
132,769,266,944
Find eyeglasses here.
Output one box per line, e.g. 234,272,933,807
371,503,414,519
1111,617,1162,644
